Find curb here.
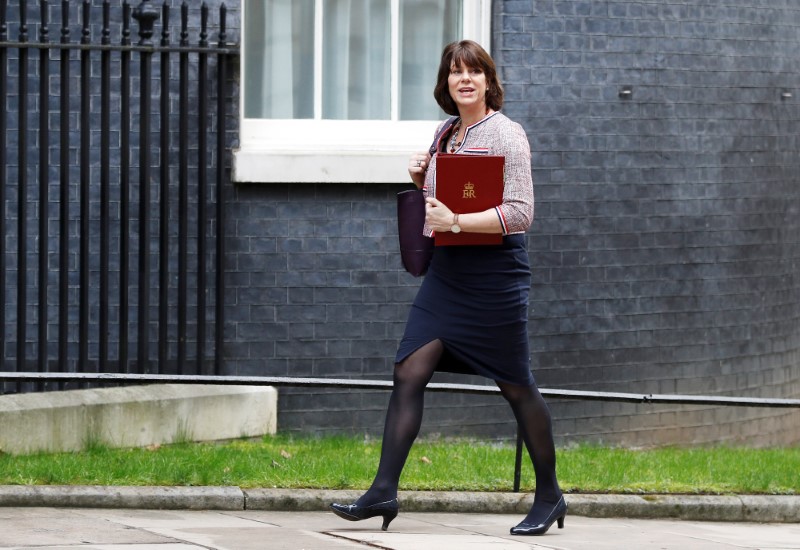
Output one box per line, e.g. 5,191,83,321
0,485,242,510
1,486,798,523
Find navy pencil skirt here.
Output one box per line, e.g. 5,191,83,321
395,234,535,387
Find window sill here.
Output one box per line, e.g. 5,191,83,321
233,119,438,184
232,148,414,184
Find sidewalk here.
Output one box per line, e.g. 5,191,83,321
0,487,799,549
1,507,799,549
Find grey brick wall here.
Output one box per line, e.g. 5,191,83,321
495,0,800,446
223,0,800,446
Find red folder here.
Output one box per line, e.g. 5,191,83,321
434,154,505,246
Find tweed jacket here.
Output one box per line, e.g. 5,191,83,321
422,111,534,237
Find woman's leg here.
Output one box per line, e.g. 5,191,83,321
496,380,562,523
356,339,443,506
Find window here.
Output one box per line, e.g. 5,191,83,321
234,0,492,183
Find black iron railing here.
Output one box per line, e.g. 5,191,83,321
0,0,236,389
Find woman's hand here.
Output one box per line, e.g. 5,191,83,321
408,151,432,188
425,197,455,232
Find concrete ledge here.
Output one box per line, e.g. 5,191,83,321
0,384,277,454
567,494,800,523
567,494,746,521
0,485,244,510
244,488,354,512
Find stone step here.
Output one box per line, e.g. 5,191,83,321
0,384,277,454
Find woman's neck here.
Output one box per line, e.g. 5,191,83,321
458,105,493,127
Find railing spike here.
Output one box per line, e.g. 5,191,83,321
38,0,48,41
131,0,160,46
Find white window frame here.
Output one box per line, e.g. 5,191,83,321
233,0,492,184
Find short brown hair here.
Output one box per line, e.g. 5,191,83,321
433,40,504,116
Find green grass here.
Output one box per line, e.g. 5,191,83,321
0,435,797,495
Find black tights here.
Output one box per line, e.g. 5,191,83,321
358,339,562,523
356,340,441,506
496,379,562,520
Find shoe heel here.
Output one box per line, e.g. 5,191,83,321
381,510,398,531
557,515,565,529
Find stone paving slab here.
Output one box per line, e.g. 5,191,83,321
1,486,800,524
0,507,172,547
1,508,799,550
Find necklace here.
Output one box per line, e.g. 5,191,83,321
449,109,493,152
449,120,462,153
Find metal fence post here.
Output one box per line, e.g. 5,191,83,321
57,0,70,385
17,0,29,378
132,0,160,374
37,0,50,385
215,3,228,375
0,0,7,378
79,0,90,382
120,1,132,374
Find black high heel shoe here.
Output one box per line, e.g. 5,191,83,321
510,495,567,536
329,498,399,531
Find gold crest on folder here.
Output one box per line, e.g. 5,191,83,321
462,182,476,199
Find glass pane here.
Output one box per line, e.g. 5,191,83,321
322,0,391,120
244,0,314,119
400,0,462,120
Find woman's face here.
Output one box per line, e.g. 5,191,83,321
448,60,487,113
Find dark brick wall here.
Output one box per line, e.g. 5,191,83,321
223,1,800,446
489,0,800,446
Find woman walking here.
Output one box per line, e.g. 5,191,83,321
330,40,566,537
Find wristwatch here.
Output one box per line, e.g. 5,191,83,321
450,213,461,233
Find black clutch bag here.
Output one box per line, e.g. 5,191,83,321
397,189,434,277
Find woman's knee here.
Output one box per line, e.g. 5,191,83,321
394,340,442,386
496,380,537,404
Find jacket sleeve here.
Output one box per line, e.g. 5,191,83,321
494,121,534,234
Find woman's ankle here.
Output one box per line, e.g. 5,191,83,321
357,486,397,506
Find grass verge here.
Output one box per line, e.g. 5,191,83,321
0,435,797,495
